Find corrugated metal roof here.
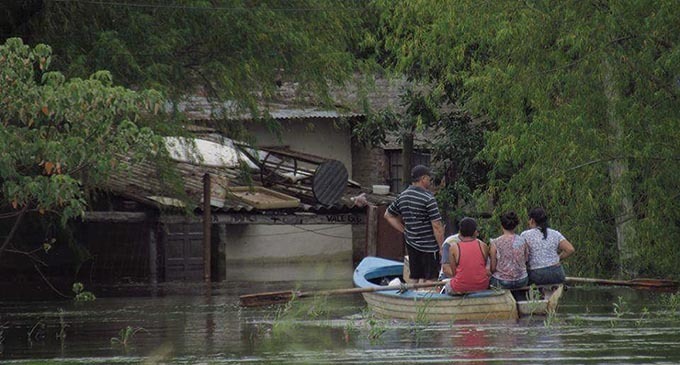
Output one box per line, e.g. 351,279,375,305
171,97,361,122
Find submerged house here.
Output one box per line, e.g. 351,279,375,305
78,88,411,283
54,78,437,284
0,78,455,287
78,131,396,283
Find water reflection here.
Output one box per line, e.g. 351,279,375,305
449,325,491,363
1,261,680,364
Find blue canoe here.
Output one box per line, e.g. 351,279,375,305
353,256,562,321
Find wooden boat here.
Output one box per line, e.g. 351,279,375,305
353,256,563,321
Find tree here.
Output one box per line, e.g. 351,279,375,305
0,38,166,262
374,1,680,277
3,0,371,132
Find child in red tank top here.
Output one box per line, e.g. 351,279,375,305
446,217,490,293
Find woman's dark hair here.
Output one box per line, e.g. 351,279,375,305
529,207,549,239
500,211,519,231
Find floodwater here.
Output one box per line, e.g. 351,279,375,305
2,261,680,364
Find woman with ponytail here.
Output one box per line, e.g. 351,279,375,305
521,207,575,285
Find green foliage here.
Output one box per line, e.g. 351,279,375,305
0,37,169,257
16,1,370,119
374,1,680,277
432,111,490,214
72,282,96,302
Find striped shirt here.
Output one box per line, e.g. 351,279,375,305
387,185,442,252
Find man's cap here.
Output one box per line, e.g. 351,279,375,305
410,165,431,181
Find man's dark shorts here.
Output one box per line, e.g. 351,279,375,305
406,245,440,280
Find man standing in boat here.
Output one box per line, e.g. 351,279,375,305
384,165,445,283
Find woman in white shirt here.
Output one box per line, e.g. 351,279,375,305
521,207,575,285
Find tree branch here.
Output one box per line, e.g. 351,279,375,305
32,263,70,299
0,204,29,261
5,247,48,267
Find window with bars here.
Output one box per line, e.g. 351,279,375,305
385,149,431,192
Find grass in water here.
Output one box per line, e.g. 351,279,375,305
543,309,557,328
610,296,627,327
361,307,386,344
522,284,543,320
635,307,650,326
661,292,680,316
56,309,68,342
111,326,147,347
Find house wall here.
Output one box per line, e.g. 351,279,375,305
351,142,388,187
220,224,353,265
218,117,354,269
247,118,353,179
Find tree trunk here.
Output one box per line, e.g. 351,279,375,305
603,58,638,278
401,132,414,190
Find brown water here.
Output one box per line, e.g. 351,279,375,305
2,262,680,364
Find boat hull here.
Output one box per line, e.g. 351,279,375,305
354,256,561,321
362,290,518,321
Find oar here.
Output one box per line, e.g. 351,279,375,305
566,276,678,290
239,281,447,307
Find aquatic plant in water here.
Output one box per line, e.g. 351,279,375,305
543,309,557,328
72,282,96,302
0,317,8,350
305,295,331,320
111,326,147,347
569,315,586,327
613,296,627,318
635,307,650,327
523,284,543,319
414,295,433,326
609,296,627,327
56,309,68,342
661,292,680,316
361,308,386,343
27,318,47,344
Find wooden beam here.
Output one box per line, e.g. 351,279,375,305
366,205,378,256
148,223,158,285
160,212,366,225
82,211,147,223
203,173,212,283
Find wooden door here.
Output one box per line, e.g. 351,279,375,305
376,205,406,260
164,222,204,281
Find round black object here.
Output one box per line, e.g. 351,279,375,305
312,160,348,206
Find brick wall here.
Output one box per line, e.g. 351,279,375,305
351,141,388,187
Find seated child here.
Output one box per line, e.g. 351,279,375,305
445,217,490,294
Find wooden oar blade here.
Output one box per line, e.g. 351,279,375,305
629,278,679,291
566,276,679,291
629,278,678,287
